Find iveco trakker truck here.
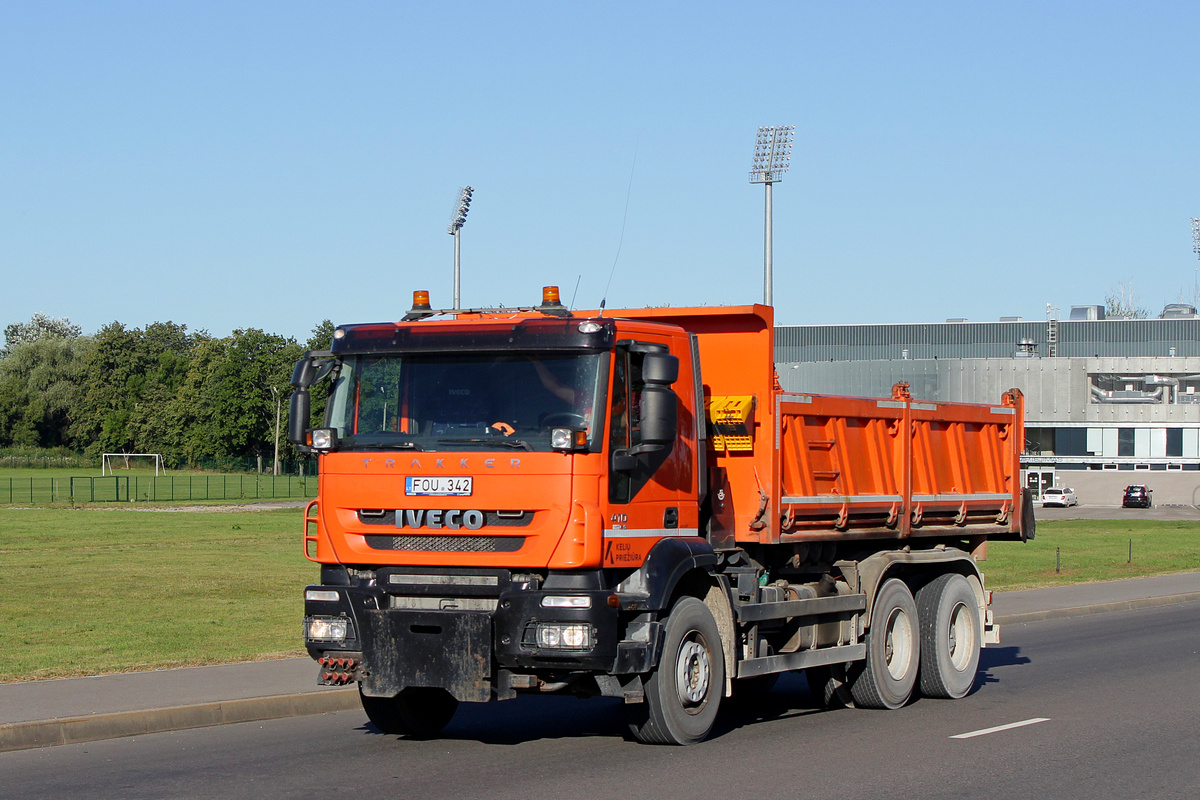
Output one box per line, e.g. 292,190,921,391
290,287,1032,745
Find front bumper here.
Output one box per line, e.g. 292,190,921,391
303,569,659,702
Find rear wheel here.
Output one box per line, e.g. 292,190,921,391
359,686,459,738
627,596,725,745
915,573,981,699
849,578,920,709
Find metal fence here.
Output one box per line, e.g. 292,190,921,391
1,474,319,505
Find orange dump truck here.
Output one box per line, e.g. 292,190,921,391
289,288,1033,745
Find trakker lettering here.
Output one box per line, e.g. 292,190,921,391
360,458,520,469
395,509,485,530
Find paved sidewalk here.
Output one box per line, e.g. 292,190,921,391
991,571,1200,623
3,572,1199,753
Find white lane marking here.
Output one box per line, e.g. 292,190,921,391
950,718,1051,739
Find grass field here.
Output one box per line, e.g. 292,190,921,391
984,519,1200,589
0,466,315,505
1,510,1198,682
0,508,313,681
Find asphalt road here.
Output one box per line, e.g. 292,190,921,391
3,602,1198,800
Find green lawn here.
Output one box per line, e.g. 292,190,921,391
984,519,1200,590
0,508,315,681
1,511,1197,682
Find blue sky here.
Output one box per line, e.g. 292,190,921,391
3,1,1199,342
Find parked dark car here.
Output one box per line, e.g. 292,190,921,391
1122,485,1152,508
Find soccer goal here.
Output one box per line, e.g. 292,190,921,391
101,453,164,476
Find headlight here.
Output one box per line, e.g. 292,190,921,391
550,428,589,451
306,589,341,602
305,616,350,642
310,428,337,450
535,623,592,650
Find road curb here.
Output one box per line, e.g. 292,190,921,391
995,591,1200,626
0,688,359,754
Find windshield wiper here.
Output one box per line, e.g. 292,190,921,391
437,437,534,451
348,439,426,451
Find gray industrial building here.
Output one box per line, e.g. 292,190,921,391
775,305,1200,507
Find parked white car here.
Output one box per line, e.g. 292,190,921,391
1041,487,1079,507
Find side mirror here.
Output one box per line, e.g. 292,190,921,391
291,353,335,390
288,390,311,447
291,358,317,390
611,349,680,471
643,353,679,385
639,385,677,445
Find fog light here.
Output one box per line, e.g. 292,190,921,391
305,616,349,642
541,595,592,609
535,623,592,650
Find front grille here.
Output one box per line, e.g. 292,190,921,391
358,510,534,527
365,534,526,553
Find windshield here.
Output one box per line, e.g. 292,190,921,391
326,351,607,452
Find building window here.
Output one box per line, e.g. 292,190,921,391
1167,428,1183,458
1056,428,1088,456
1025,428,1055,455
1118,428,1135,457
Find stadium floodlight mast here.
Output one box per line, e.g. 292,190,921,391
749,125,794,306
1192,217,1200,259
448,186,474,310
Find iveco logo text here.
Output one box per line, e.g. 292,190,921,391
361,458,522,469
395,509,485,530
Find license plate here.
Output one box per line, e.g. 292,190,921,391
406,476,473,496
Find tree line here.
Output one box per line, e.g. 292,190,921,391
0,313,333,467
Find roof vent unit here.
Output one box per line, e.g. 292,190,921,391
945,318,968,323
1069,305,1105,321
1013,338,1039,358
1160,303,1198,319
999,316,1023,322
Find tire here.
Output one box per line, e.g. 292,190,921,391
805,664,855,709
359,686,459,738
627,596,725,745
848,578,920,709
915,573,981,699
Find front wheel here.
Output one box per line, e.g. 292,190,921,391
359,686,459,738
849,578,920,709
627,596,725,745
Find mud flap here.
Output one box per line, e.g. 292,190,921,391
360,609,493,702
984,608,1000,645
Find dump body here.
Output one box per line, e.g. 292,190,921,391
609,304,1027,548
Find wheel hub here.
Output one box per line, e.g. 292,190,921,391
884,607,914,680
676,637,711,708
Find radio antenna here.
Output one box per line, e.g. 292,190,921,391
599,135,639,316
569,274,582,310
